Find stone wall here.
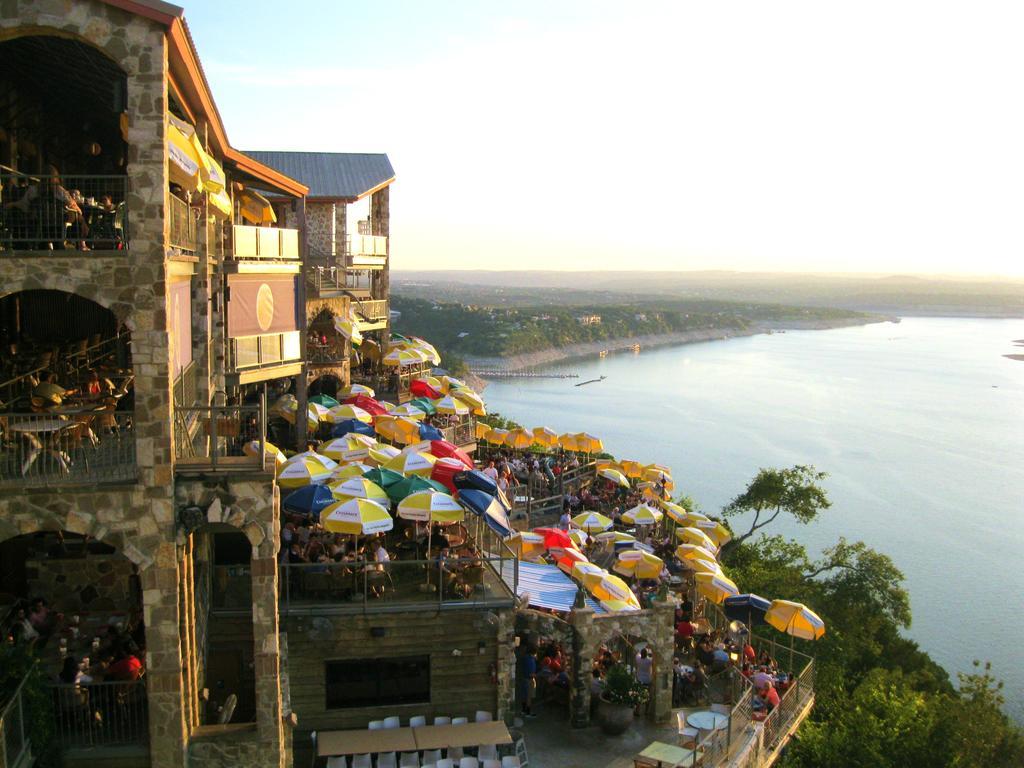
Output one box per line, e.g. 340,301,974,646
306,202,336,259
25,553,138,613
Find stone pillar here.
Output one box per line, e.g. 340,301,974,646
650,597,676,723
494,610,517,722
370,188,390,336
567,606,595,728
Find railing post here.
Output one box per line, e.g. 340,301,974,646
210,406,219,470
259,394,267,470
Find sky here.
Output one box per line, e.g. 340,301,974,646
185,1,1024,276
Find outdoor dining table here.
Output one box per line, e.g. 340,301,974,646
316,726,417,757
635,740,701,767
7,418,73,474
686,709,729,732
412,720,512,750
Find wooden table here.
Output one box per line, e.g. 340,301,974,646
316,727,417,757
636,740,700,767
412,721,512,750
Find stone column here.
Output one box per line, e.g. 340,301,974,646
650,597,677,723
494,610,517,722
568,605,595,728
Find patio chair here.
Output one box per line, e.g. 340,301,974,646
382,715,401,729
500,758,521,768
377,754,397,768
676,711,699,749
477,745,498,761
474,710,492,722
447,747,464,761
351,755,372,768
399,753,419,768
711,703,731,716
451,717,468,725
458,758,479,768
368,720,385,730
482,761,501,768
433,716,451,726
422,749,442,764
409,715,427,727
325,758,345,768
435,761,455,768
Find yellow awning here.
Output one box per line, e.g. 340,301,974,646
190,133,226,194
208,187,232,217
167,116,202,192
239,189,277,225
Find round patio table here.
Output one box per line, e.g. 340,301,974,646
687,710,729,732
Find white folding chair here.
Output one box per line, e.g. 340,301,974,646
434,716,452,726
369,720,385,730
451,717,469,725
478,745,498,761
474,710,493,723
352,755,372,768
500,757,521,768
383,716,402,729
448,747,464,761
482,761,501,768
435,761,455,768
377,753,397,768
409,715,427,728
423,750,443,765
399,753,420,768
459,758,480,768
676,711,699,748
326,757,345,768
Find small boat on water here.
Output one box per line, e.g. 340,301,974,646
575,375,606,387
599,350,608,358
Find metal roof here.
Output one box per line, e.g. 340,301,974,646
242,151,395,201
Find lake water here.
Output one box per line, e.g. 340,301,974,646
480,317,1024,719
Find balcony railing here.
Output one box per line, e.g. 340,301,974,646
174,403,267,472
307,336,349,365
352,299,388,322
169,193,197,253
1,674,31,768
345,233,387,267
231,224,299,260
0,173,130,253
48,679,148,748
0,411,136,489
228,332,302,372
440,416,476,449
173,362,199,408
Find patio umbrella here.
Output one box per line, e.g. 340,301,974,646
619,459,645,479
556,548,589,575
600,599,641,613
533,527,574,552
431,456,468,493
568,529,589,548
344,394,388,416
558,433,579,452
321,499,393,550
674,543,718,563
326,404,372,424
613,549,664,580
390,403,427,420
676,526,718,551
505,428,535,450
375,416,422,445
418,423,445,442
723,594,772,628
384,450,437,477
329,476,389,504
409,337,442,366
330,418,376,439
362,467,405,490
660,501,689,526
397,490,464,523
570,561,608,587
410,378,443,399
277,401,322,432
690,518,733,547
453,469,499,497
242,439,286,470
598,468,631,489
277,456,334,489
271,394,297,415
678,557,721,575
694,572,740,604
765,600,826,641
429,440,473,469
621,504,664,527
330,462,375,481
574,432,603,453
594,530,636,545
318,435,374,461
338,383,375,399
282,484,336,518
383,348,424,367
571,511,613,533
509,531,546,561
167,115,203,191
457,488,513,538
434,395,470,416
452,388,486,416
441,375,466,392
238,189,276,224
409,397,438,416
333,315,363,346
309,394,340,408
531,427,559,450
586,572,641,609
367,443,401,466
485,427,510,445
387,475,447,503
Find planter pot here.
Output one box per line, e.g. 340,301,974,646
597,695,635,735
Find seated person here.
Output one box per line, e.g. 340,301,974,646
106,650,144,681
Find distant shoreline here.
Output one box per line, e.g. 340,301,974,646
466,316,891,377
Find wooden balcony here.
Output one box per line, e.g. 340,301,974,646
231,224,299,261
346,234,387,268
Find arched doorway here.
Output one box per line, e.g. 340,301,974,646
308,374,343,399
0,289,134,486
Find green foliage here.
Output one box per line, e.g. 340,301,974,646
722,465,831,548
602,663,650,707
476,411,523,431
0,645,57,767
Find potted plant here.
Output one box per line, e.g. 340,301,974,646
597,663,650,735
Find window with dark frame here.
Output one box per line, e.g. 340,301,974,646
325,656,431,709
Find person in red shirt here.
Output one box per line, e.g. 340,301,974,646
743,643,756,663
106,652,143,681
760,683,780,711
675,619,695,644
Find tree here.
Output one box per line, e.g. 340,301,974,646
722,465,831,549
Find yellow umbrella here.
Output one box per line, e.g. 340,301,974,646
389,404,427,421
374,416,422,445
317,435,374,461
271,394,297,415
621,504,664,526
690,518,732,547
408,337,442,366
242,439,286,470
329,476,389,504
619,459,645,479
505,428,535,450
167,115,202,192
276,400,322,432
587,573,641,609
485,427,510,445
190,132,225,193
558,433,580,452
660,501,689,525
368,443,401,466
383,348,424,367
765,600,826,641
532,427,560,450
329,462,375,481
675,543,718,563
574,432,604,453
277,456,334,489
613,549,664,580
508,531,546,560
571,512,613,533
441,375,466,392
384,451,436,476
643,465,675,490
338,383,375,398
333,315,363,346
676,526,718,551
600,599,641,613
556,548,590,575
594,530,636,545
414,375,444,392
452,389,486,416
694,572,740,604
238,188,277,225
326,404,373,424
570,561,608,587
321,498,393,535
679,557,721,575
207,187,232,217
434,395,470,416
568,529,589,548
598,467,630,489
475,421,492,441
397,490,464,524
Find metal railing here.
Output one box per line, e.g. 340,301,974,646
0,411,135,488
230,224,300,260
0,173,129,252
352,298,388,322
0,332,131,405
173,402,266,471
1,674,30,768
228,332,302,372
345,233,387,264
440,416,476,448
173,362,199,408
48,679,148,748
307,335,349,365
168,193,197,253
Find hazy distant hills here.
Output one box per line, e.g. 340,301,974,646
393,270,1024,316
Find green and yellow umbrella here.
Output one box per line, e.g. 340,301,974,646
329,476,389,504
367,443,401,466
694,572,740,604
384,451,437,477
330,462,375,481
321,498,393,535
621,504,664,527
571,511,613,533
383,348,425,367
598,467,631,489
334,315,363,346
765,600,826,641
440,375,466,392
505,428,535,450
613,549,665,580
338,383,374,398
326,404,373,424
389,403,427,421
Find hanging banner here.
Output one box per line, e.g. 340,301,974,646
227,274,299,338
171,280,192,374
